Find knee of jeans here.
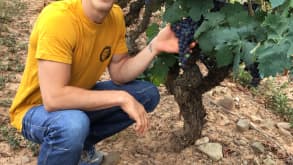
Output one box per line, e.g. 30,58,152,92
144,83,160,113
48,111,90,150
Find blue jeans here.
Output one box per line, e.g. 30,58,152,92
21,80,160,165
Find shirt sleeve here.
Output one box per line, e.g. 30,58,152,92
35,10,76,64
113,7,128,55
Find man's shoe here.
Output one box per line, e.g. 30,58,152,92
79,146,104,165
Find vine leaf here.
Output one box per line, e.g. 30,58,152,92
215,46,234,67
221,3,254,27
195,12,225,38
146,23,159,43
147,54,177,85
163,1,187,23
188,0,213,21
204,12,225,27
212,28,240,46
256,40,292,76
197,32,214,54
269,0,286,9
262,14,289,39
241,41,256,65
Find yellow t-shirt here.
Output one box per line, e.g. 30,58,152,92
9,0,128,131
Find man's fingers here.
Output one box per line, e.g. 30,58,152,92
136,116,144,134
139,114,145,134
135,111,149,136
135,120,142,132
142,113,148,134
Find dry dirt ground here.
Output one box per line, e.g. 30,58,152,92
0,0,293,165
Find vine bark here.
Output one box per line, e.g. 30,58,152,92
165,49,230,152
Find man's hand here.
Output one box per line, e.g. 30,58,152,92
151,24,197,55
120,92,149,135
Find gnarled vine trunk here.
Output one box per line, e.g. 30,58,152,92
165,50,230,152
165,60,206,151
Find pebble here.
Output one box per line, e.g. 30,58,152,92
197,143,223,161
21,156,31,164
216,95,234,110
278,127,292,136
195,137,209,146
263,157,276,165
276,122,292,130
260,120,275,130
236,119,250,132
251,142,265,153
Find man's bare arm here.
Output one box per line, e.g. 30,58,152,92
38,60,149,134
108,25,194,84
38,60,127,111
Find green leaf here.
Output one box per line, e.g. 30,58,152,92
163,2,187,23
221,3,246,18
256,40,292,76
269,0,286,8
194,22,210,39
198,32,215,53
211,27,240,46
215,46,234,67
158,53,177,67
195,12,225,38
198,27,240,55
222,3,256,28
146,54,177,86
146,23,159,43
188,0,214,21
262,14,289,38
241,41,257,65
274,0,293,16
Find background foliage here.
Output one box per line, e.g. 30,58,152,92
142,0,293,85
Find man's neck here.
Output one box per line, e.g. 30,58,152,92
81,0,107,24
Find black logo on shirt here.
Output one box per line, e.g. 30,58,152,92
100,46,111,62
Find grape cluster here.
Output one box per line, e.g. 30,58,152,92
244,62,261,87
171,17,198,67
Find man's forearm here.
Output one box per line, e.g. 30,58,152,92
43,86,127,111
110,40,159,84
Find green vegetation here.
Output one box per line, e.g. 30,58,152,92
0,99,12,107
0,0,26,24
0,125,21,149
264,81,293,125
235,65,253,87
253,79,293,125
145,0,293,85
0,0,35,154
